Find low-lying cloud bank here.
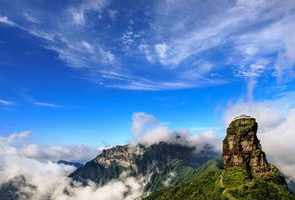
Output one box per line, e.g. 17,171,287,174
131,112,221,152
0,131,144,200
0,155,144,200
224,92,295,182
0,113,221,200
0,131,99,163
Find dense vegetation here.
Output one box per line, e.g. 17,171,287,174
144,159,295,200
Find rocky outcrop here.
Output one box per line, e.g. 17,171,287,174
0,176,36,200
70,141,217,190
223,115,277,179
145,116,295,200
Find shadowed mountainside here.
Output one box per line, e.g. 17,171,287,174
70,140,217,193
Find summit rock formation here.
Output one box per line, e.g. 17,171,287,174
145,115,295,200
223,115,274,178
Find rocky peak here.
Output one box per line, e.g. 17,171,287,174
70,142,217,188
94,144,144,168
223,115,273,178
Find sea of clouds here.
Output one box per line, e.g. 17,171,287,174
0,111,220,200
0,130,145,200
0,155,144,200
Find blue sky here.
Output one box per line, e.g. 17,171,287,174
0,0,294,147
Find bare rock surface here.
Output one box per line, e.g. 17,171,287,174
223,115,279,179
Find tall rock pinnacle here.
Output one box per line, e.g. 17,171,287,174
223,115,273,178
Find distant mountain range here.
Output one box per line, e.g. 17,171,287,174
70,141,217,193
1,115,295,200
57,160,83,169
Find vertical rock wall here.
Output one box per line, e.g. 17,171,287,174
223,115,272,177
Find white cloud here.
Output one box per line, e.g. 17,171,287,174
71,9,85,25
0,0,294,91
131,112,172,145
0,15,16,26
0,0,227,91
0,1,117,82
0,132,109,199
148,0,295,93
19,144,98,163
235,59,270,101
231,11,295,82
132,112,158,136
155,43,168,63
152,0,295,68
0,131,144,199
33,101,61,108
180,60,215,81
0,155,74,198
0,130,31,144
108,9,118,20
0,113,221,199
0,98,14,106
0,154,144,200
138,44,154,63
81,40,94,53
0,131,98,163
121,31,136,51
131,112,221,151
107,75,223,91
69,0,107,26
224,92,295,181
24,13,40,24
237,59,269,78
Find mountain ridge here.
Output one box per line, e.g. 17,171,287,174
145,116,295,200
1,115,294,200
70,141,218,193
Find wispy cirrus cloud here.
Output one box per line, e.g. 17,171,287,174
0,0,294,92
149,0,295,68
0,98,14,106
33,101,61,108
69,0,108,26
0,0,224,91
19,92,62,108
141,0,295,93
0,130,31,144
0,15,17,26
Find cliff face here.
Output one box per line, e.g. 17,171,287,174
70,141,217,191
223,115,284,181
145,115,295,200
